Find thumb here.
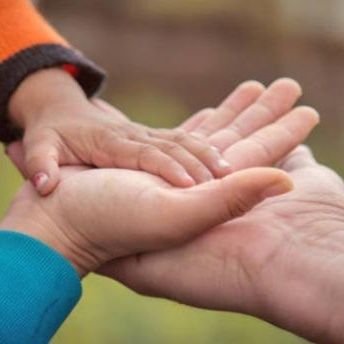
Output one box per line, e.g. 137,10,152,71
161,167,293,243
24,135,60,196
5,141,27,178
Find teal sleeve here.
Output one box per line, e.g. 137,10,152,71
0,230,82,344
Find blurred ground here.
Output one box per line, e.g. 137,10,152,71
1,1,343,343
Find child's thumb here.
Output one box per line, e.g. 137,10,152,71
24,137,60,196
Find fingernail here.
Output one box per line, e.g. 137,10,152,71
211,146,220,152
178,171,195,186
201,172,214,182
261,182,292,199
218,159,231,169
32,173,49,191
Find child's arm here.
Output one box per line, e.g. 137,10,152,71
0,0,105,143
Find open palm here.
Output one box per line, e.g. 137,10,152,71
103,146,344,343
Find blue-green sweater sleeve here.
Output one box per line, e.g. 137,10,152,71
0,231,82,344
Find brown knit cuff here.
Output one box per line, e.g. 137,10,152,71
0,44,106,143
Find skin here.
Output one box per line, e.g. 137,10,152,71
4,77,319,275
8,68,232,195
3,78,321,340
1,164,292,276
102,146,344,344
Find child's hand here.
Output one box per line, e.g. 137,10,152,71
8,68,231,195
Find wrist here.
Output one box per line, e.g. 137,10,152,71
0,200,87,277
8,67,87,128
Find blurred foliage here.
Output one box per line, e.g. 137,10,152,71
1,0,344,343
51,274,309,344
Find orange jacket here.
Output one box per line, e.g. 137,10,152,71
0,0,105,142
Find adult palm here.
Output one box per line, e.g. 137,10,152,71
102,147,344,344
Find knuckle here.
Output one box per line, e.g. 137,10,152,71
172,131,189,144
254,101,275,121
93,126,111,145
162,142,184,155
191,162,213,180
25,156,45,174
224,125,243,141
197,143,218,158
191,130,207,139
25,147,58,166
24,129,52,146
150,128,171,139
252,134,274,160
229,195,250,218
90,132,119,164
218,179,252,219
139,144,160,159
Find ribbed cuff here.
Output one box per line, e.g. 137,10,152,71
0,43,106,143
0,230,81,344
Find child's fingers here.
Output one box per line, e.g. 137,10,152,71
189,81,265,137
136,147,197,187
137,137,221,183
23,134,60,196
208,78,303,151
149,130,232,179
92,136,198,187
222,106,320,170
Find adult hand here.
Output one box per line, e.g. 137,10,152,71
101,146,344,344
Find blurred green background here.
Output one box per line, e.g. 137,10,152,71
2,0,344,343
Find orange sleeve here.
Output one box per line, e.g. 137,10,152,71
0,0,105,143
0,0,67,61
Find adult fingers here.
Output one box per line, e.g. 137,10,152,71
208,78,302,151
190,81,265,137
222,106,319,170
180,108,216,132
277,145,318,172
149,130,231,180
